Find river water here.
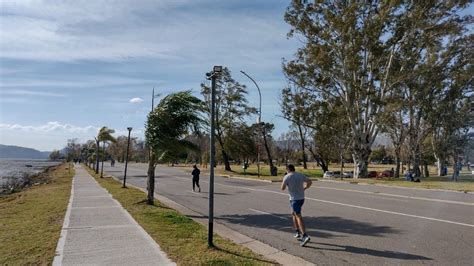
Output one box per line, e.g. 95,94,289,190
0,159,62,185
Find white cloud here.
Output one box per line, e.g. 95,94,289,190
129,97,144,104
0,1,296,65
0,121,99,133
0,89,66,97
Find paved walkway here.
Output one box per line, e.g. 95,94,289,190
53,165,174,265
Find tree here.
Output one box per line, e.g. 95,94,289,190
251,122,277,175
94,127,116,175
281,85,317,169
283,0,472,178
379,93,407,177
225,124,256,165
65,138,81,162
201,67,257,171
49,150,62,160
145,91,203,205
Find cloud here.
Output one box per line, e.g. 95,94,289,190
0,89,66,97
0,1,297,65
129,97,144,104
0,121,99,133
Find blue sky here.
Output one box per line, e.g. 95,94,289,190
0,0,298,151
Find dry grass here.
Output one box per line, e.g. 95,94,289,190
0,163,74,265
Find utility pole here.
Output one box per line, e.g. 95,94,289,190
206,65,222,247
151,87,155,111
123,127,132,188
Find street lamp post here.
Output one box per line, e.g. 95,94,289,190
206,65,222,247
123,127,132,188
240,71,262,178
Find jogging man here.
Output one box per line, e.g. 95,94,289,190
192,164,201,192
281,164,312,246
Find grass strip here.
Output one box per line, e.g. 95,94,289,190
83,166,275,265
182,165,473,192
343,175,474,192
0,163,74,265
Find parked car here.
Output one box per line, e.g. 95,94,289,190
368,171,378,178
379,170,394,178
343,171,354,178
323,171,341,178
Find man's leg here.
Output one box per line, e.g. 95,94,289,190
295,214,306,235
192,179,196,191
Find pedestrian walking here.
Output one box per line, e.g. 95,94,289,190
281,164,312,247
192,164,201,192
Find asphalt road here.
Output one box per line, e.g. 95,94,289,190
102,163,474,265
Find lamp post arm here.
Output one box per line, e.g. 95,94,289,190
240,71,261,120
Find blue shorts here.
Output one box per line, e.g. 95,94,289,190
290,199,305,214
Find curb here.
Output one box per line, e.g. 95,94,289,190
104,173,313,266
219,174,275,183
318,178,474,194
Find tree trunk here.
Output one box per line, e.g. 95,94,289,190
296,124,307,169
262,129,276,176
221,149,232,171
340,154,344,180
395,155,401,178
434,154,447,176
424,161,430,177
146,152,156,205
353,142,371,178
95,139,100,174
411,144,421,177
216,132,231,171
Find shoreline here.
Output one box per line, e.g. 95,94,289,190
0,164,63,195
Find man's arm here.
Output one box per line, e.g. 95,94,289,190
304,179,312,190
281,177,287,190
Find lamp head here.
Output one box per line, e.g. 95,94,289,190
127,127,133,132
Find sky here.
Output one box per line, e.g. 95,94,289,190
0,0,299,151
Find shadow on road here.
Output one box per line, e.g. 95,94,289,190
217,213,399,238
305,242,432,261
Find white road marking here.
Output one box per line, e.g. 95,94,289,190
169,176,474,228
249,208,289,220
146,171,474,228
316,186,474,206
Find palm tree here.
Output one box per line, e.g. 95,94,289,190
94,127,116,175
145,91,204,205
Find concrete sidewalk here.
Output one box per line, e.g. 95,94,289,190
53,165,174,266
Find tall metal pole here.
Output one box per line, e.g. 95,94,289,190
240,71,262,178
123,127,132,188
151,87,155,111
208,72,216,247
100,142,106,178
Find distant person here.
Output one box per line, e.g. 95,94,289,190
281,164,312,247
192,164,201,192
111,158,115,167
405,169,414,181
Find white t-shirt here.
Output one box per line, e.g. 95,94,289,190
283,172,310,200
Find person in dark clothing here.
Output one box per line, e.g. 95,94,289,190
192,164,201,192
